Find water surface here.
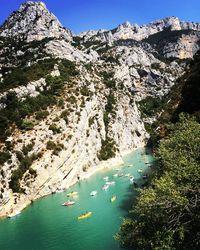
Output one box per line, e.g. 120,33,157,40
0,148,154,250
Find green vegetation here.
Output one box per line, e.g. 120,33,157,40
97,69,118,160
98,137,116,161
117,51,200,249
9,145,39,193
103,93,116,132
60,110,69,124
0,92,56,140
49,124,61,134
98,92,117,160
22,143,34,155
117,116,200,249
88,116,95,127
138,96,165,118
1,58,56,92
35,110,49,120
0,151,11,165
0,59,78,141
80,85,91,97
46,140,65,155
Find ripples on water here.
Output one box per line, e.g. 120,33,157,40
0,148,155,250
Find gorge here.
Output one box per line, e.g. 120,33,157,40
0,1,199,249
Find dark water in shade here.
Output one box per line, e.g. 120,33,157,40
0,148,154,250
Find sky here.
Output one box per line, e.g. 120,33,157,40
0,0,200,34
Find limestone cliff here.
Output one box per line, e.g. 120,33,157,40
0,1,72,42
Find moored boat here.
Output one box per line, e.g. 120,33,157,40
78,211,92,220
138,169,143,173
90,190,97,196
105,181,115,186
102,184,109,190
62,200,75,206
103,176,109,181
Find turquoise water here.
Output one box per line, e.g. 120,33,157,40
0,148,154,250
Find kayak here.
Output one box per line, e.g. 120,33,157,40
111,195,116,202
78,212,92,220
62,200,75,206
67,191,78,197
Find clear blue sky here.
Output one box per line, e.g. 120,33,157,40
0,0,200,34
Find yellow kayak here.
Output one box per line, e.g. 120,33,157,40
111,195,116,202
67,191,78,197
78,212,92,220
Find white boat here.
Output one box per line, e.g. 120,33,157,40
8,210,21,218
90,190,97,196
56,188,64,193
125,173,130,177
102,184,109,190
128,164,133,167
103,176,109,181
130,177,135,182
106,181,115,186
113,173,118,177
138,169,143,173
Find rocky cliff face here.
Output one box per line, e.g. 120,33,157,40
0,2,199,217
0,1,72,42
81,16,200,43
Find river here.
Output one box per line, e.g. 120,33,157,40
0,148,154,250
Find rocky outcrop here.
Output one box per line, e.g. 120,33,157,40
45,39,99,62
81,17,200,44
161,32,200,59
0,1,72,42
0,78,46,105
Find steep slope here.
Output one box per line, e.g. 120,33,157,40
117,50,200,250
143,29,200,59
